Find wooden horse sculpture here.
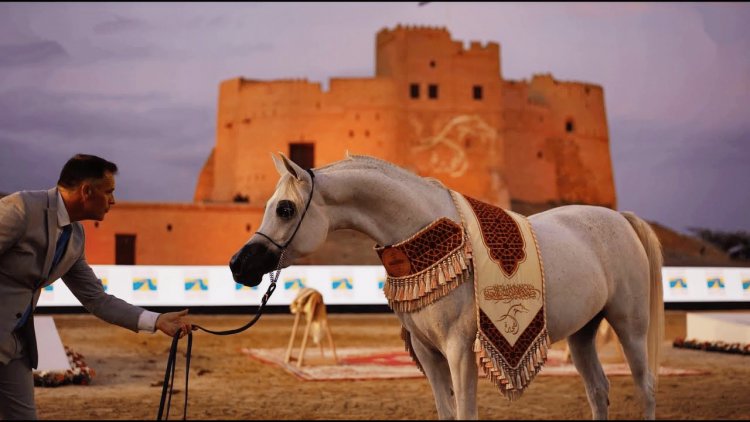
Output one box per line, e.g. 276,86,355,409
285,287,338,367
230,153,664,420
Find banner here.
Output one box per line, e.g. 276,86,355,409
37,266,750,307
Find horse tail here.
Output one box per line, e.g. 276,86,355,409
620,211,664,390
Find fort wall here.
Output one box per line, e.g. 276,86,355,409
84,25,616,265
82,203,264,265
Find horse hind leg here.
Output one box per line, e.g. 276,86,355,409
568,312,610,420
406,331,457,419
607,317,656,420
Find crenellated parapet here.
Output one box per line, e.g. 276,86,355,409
200,24,615,212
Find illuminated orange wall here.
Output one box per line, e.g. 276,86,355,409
89,25,616,265
196,25,615,211
82,203,264,265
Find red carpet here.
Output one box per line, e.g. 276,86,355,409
242,347,707,381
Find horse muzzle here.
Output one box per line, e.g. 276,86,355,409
229,242,280,287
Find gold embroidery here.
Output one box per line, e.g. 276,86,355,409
482,284,541,302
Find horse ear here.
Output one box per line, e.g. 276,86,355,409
271,152,288,177
278,152,305,180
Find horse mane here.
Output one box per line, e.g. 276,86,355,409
273,154,445,207
317,154,445,188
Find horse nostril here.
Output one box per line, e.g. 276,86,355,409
229,252,243,274
247,242,265,256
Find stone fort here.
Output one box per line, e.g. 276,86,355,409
195,25,615,213
82,25,615,266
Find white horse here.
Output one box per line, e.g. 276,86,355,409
230,153,664,420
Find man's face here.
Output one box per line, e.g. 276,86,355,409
82,171,116,221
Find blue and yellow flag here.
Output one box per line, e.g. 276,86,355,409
706,277,724,290
284,278,305,290
669,277,687,289
332,277,353,290
133,278,157,291
184,278,209,291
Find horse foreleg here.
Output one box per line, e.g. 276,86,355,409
445,338,479,420
409,335,457,420
568,316,610,420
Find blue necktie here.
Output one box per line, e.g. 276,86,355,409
15,224,72,329
51,224,72,271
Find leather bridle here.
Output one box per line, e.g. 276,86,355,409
157,168,316,420
255,168,316,251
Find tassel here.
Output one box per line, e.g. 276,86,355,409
447,259,456,278
473,334,482,353
452,255,461,274
438,268,446,286
458,254,467,271
431,273,440,292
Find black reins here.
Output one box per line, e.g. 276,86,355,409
157,168,316,420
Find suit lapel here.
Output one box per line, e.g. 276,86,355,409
41,189,58,281
48,224,81,282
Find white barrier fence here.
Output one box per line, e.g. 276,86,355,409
37,265,750,307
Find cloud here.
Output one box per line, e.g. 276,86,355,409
0,135,66,191
1,2,747,233
611,117,750,233
0,87,213,201
694,3,750,45
93,15,149,34
0,40,68,66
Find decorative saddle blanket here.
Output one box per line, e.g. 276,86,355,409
375,217,473,313
376,190,549,400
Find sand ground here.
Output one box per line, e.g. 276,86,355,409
35,310,750,420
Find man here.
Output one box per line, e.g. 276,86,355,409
0,154,192,419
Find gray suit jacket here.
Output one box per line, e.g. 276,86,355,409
0,188,145,364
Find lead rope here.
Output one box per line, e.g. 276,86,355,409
156,249,287,421
156,168,315,420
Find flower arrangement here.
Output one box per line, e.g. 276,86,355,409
672,337,750,356
33,346,95,387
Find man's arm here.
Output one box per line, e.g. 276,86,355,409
62,256,192,336
62,257,143,331
0,194,27,257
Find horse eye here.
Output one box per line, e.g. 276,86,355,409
276,200,296,220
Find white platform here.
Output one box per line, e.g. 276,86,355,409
34,316,72,372
686,312,750,344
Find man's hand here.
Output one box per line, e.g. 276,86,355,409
155,309,194,338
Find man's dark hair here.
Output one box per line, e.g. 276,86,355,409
57,154,118,189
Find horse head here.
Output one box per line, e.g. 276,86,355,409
229,153,329,287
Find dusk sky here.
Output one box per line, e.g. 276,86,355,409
1,2,748,234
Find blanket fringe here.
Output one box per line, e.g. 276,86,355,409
474,330,550,401
384,235,473,313
401,326,425,374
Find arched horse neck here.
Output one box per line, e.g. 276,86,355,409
315,158,460,247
